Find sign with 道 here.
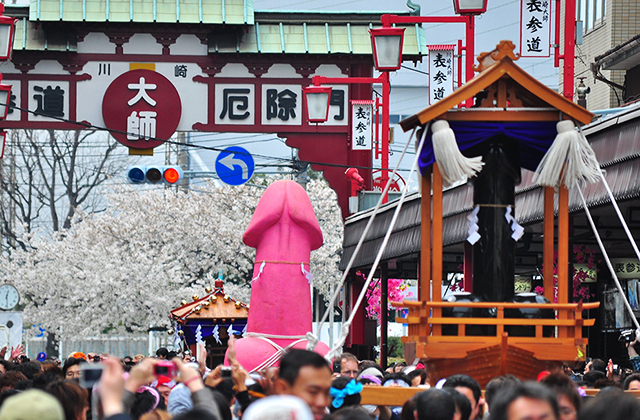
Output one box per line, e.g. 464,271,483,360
351,100,373,151
428,45,455,104
519,0,551,57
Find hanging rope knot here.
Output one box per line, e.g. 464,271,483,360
305,332,319,351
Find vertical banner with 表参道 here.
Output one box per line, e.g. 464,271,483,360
428,45,455,105
520,0,551,57
351,100,373,151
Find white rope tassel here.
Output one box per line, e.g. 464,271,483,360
431,120,484,187
534,120,601,188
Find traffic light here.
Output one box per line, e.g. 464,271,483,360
126,165,184,185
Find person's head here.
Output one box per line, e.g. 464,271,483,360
156,348,169,360
32,368,64,390
276,349,332,420
381,372,411,388
12,361,42,380
132,387,164,420
329,377,362,412
485,375,522,414
489,381,559,420
0,359,13,375
583,358,605,375
406,368,429,387
582,370,605,388
243,395,314,420
0,389,65,420
154,376,175,405
0,371,28,392
336,353,359,379
328,406,372,420
443,387,472,420
46,380,89,420
415,388,456,420
139,410,172,420
541,373,581,420
62,357,86,380
579,387,640,420
443,374,483,420
393,361,407,373
172,408,219,420
623,372,640,390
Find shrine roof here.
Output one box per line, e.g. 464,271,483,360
400,41,594,131
29,0,255,24
170,285,249,323
11,5,425,57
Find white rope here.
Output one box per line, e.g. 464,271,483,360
577,187,640,332
308,125,420,352
576,125,640,268
324,123,431,362
244,332,313,372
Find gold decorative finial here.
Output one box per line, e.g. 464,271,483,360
474,40,520,73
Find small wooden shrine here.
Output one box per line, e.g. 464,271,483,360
393,41,600,387
169,279,249,366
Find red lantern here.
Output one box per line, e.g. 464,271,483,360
369,27,405,71
453,0,489,15
0,4,17,60
303,85,332,123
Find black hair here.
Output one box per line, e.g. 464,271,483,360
12,361,42,380
211,390,232,420
590,358,606,374
541,372,581,415
624,372,640,390
279,349,330,386
329,376,361,412
0,359,13,373
13,379,33,390
579,387,640,420
156,348,169,358
173,408,218,420
485,375,521,409
489,382,559,420
32,369,64,390
415,389,456,420
582,370,605,387
443,387,472,420
62,357,86,376
407,369,428,385
400,397,416,420
443,374,482,404
328,406,371,420
132,389,163,420
381,372,411,387
211,379,235,404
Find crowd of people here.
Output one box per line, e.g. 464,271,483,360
0,337,640,420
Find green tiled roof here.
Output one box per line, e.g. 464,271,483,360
14,17,78,51
30,0,254,24
211,22,425,56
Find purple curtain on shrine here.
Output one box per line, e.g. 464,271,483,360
418,121,559,176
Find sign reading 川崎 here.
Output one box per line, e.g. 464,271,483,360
520,0,551,58
428,45,455,105
102,69,182,149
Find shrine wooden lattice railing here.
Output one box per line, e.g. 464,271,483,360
391,300,600,361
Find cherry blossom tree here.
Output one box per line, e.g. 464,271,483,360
0,177,343,342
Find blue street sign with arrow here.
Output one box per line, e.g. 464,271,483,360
215,146,255,186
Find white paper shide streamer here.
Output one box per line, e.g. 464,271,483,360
467,206,481,244
504,207,525,241
533,120,600,188
431,120,484,187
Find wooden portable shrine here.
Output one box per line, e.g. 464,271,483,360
169,279,249,366
393,41,600,387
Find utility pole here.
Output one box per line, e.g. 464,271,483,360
177,131,189,192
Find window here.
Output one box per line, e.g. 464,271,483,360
577,0,607,33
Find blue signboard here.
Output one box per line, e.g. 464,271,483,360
215,146,255,186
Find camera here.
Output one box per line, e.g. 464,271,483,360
154,361,177,377
619,329,636,342
80,364,103,388
220,366,232,378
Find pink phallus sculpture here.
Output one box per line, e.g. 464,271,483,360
227,180,330,371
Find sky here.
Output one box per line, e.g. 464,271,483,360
182,0,559,189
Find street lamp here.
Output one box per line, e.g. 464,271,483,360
453,0,488,15
369,27,405,71
0,4,16,60
0,78,12,120
302,86,333,123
